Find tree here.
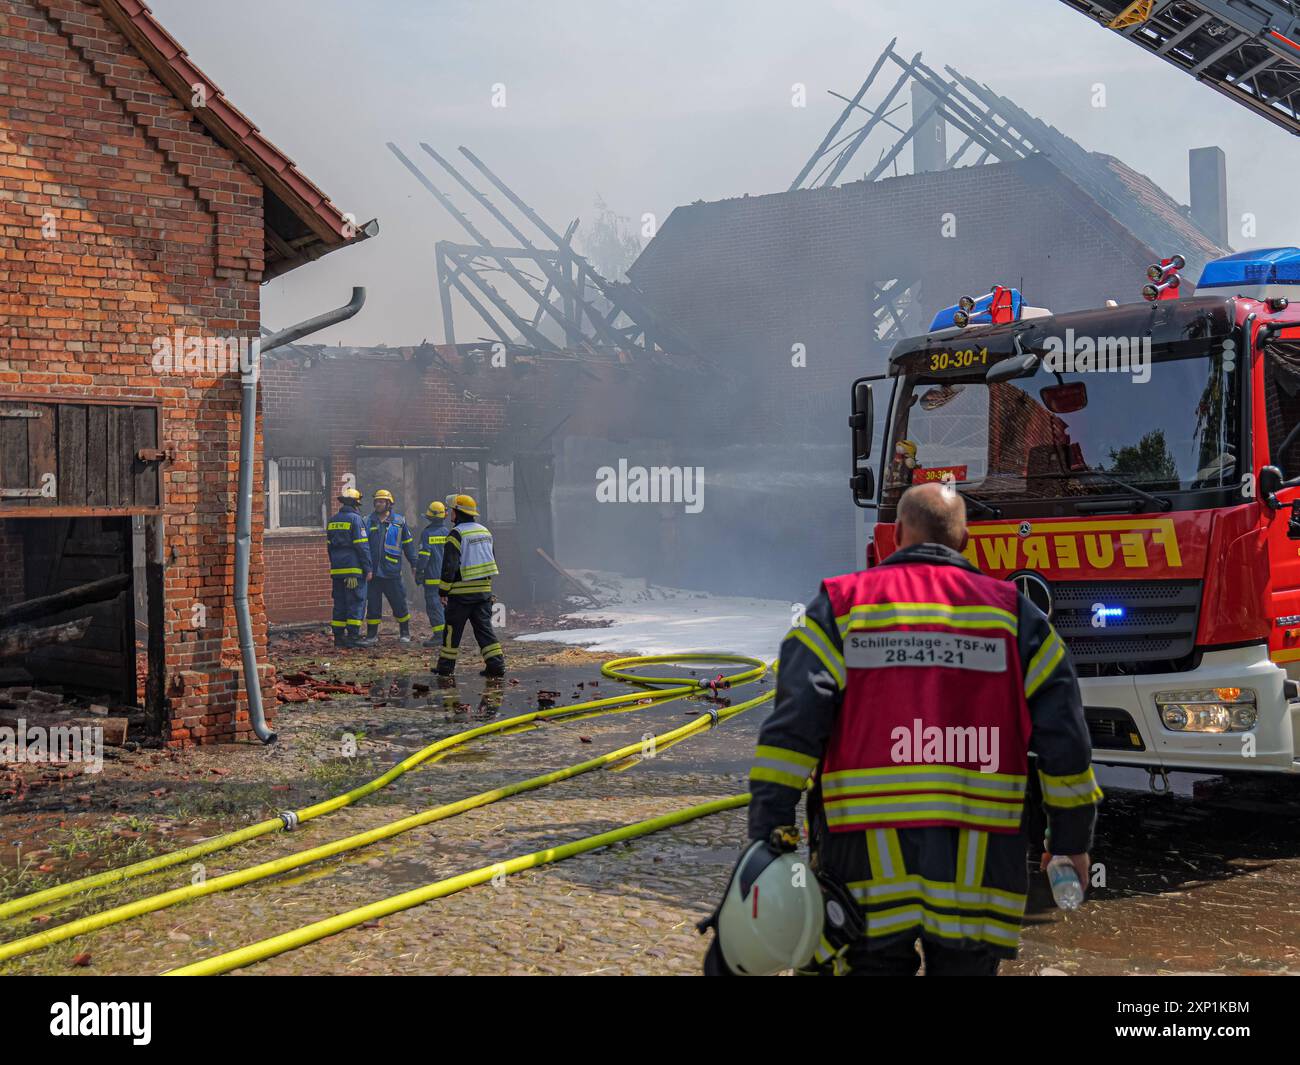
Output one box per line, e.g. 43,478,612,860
577,195,642,281
1108,429,1178,485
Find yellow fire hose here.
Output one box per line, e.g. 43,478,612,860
165,793,751,976
0,681,771,963
0,653,766,924
0,653,770,965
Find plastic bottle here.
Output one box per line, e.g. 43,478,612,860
1046,855,1084,911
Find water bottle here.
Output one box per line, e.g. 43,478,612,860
1046,855,1084,911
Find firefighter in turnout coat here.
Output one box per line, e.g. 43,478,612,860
416,500,451,648
325,488,372,647
436,494,505,678
741,482,1101,976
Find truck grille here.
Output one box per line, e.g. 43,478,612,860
1047,580,1201,666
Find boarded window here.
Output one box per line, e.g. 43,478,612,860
0,401,160,512
267,457,325,530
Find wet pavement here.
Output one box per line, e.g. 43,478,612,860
0,632,1297,975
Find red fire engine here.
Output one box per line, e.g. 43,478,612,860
851,248,1300,778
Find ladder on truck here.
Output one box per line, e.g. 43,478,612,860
1059,0,1300,136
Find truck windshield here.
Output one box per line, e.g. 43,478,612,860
883,339,1240,507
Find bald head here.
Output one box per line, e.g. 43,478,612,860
896,482,968,552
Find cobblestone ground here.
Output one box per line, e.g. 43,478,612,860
1,632,1298,975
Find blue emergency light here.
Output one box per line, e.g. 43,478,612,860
929,287,1024,332
1197,247,1300,289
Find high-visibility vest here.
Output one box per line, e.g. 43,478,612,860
819,563,1030,835
447,521,498,594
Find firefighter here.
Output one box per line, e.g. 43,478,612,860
415,500,451,648
362,489,418,645
325,487,372,648
436,494,505,678
715,481,1101,976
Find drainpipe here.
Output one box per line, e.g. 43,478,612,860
237,288,366,743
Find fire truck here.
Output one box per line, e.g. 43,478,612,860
850,248,1300,780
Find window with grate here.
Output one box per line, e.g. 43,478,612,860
267,457,326,531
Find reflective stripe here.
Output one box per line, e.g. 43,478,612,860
438,648,458,660
424,578,447,587
811,933,850,975
330,620,346,628
837,601,1017,638
330,567,363,576
431,624,445,634
750,745,817,791
327,521,350,531
788,622,845,688
418,550,430,557
852,876,1025,917
353,538,368,545
822,766,1027,800
367,620,380,628
825,793,1023,830
861,903,1022,948
956,829,988,888
1038,766,1103,809
1024,629,1065,698
346,619,362,627
449,580,492,595
865,828,904,880
481,642,503,658
394,614,411,624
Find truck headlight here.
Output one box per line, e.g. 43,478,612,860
1154,688,1257,733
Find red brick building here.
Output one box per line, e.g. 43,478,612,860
259,340,706,628
0,0,367,743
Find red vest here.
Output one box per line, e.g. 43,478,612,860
820,561,1031,835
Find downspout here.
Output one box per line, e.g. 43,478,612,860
238,288,367,743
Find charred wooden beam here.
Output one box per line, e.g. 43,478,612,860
0,574,129,629
0,617,93,660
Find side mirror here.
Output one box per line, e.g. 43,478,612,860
1260,465,1284,510
985,352,1040,384
850,379,874,461
849,379,875,508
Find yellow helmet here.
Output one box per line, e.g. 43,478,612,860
425,500,446,519
338,487,362,504
373,489,395,504
452,493,478,517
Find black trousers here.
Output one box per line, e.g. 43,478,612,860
844,934,1000,976
436,596,503,673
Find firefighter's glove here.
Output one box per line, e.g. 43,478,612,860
344,577,359,590
768,825,800,853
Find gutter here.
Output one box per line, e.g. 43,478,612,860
238,288,367,742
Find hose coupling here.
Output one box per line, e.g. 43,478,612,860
705,707,720,727
279,811,300,831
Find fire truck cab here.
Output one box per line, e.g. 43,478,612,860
851,249,1300,777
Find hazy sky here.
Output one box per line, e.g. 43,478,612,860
149,0,1300,346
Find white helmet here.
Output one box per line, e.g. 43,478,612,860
715,841,824,975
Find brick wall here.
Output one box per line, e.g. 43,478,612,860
264,532,329,624
0,0,273,743
258,345,698,624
